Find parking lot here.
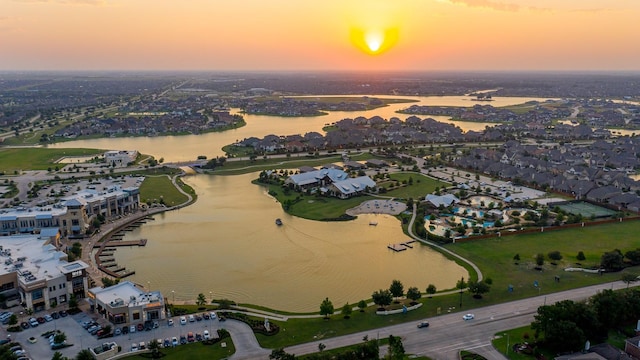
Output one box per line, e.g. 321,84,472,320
4,310,230,359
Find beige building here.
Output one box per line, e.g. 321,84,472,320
88,281,166,327
0,234,89,312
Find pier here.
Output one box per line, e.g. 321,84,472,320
387,240,416,252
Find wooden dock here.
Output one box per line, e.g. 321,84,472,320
104,239,147,247
387,240,416,252
387,244,407,252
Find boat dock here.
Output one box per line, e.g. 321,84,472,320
387,240,416,252
104,239,147,247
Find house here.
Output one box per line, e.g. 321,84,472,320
330,176,376,199
343,161,366,171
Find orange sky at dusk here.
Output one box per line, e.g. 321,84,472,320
1,0,639,72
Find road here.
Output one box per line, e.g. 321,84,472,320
282,280,635,360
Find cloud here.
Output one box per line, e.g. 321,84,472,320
12,0,107,4
445,0,521,11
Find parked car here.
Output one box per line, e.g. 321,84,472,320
44,314,53,322
114,327,122,336
58,310,68,317
195,314,203,321
130,325,136,333
187,332,194,342
209,311,217,320
131,343,139,351
195,333,202,341
167,318,174,326
36,317,46,324
188,314,195,323
180,316,187,325
28,317,39,327
51,312,60,319
417,321,430,328
463,313,475,320
20,322,29,330
203,330,210,340
172,336,178,347
163,338,171,348
139,341,145,350
136,323,144,332
203,312,210,320
122,325,129,334
180,335,187,345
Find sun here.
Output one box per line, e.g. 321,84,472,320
351,27,399,55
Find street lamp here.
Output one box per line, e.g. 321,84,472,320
209,291,212,305
171,290,175,304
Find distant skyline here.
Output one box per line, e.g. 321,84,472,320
1,0,639,72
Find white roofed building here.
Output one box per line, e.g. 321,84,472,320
88,281,166,327
329,176,376,199
0,234,89,312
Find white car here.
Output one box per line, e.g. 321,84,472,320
188,314,195,322
131,343,139,351
463,313,475,320
167,318,174,326
180,316,187,325
203,330,210,340
171,336,178,347
209,311,217,320
130,325,136,333
44,314,53,322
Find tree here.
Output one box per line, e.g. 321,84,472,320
52,351,68,360
548,251,563,261
69,294,78,311
576,251,586,261
426,284,437,296
269,348,295,360
371,289,393,309
196,293,206,307
625,249,640,265
388,335,406,360
75,349,94,360
513,253,520,261
341,303,352,319
148,338,160,358
622,273,638,288
467,280,491,298
601,249,625,271
318,343,326,352
357,300,367,312
54,332,67,345
535,253,545,266
8,314,17,326
320,297,334,319
389,279,404,301
406,287,421,304
531,300,603,352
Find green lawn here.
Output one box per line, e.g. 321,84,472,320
139,175,190,207
122,340,236,360
385,172,449,199
0,148,104,173
449,221,640,301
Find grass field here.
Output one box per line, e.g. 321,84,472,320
139,175,190,207
385,172,449,199
0,148,104,173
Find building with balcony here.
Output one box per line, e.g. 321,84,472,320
88,281,166,327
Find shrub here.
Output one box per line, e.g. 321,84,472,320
548,251,563,261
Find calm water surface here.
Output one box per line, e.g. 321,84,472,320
112,173,467,312
48,95,548,162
